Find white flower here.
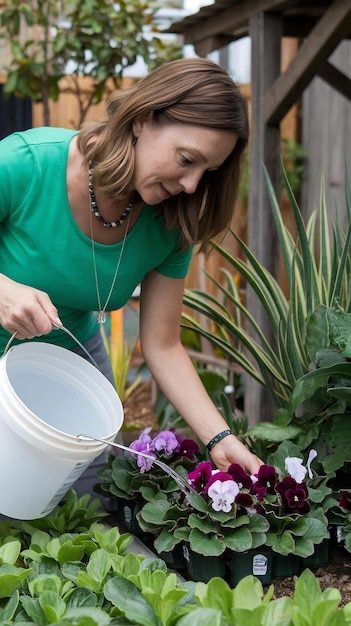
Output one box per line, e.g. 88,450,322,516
207,480,239,513
284,457,307,483
285,449,318,483
307,449,318,479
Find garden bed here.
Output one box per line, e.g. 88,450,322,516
272,546,351,606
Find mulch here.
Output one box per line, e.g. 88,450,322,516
271,546,351,605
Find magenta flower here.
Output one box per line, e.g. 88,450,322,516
153,430,179,456
276,477,310,514
188,461,213,493
228,463,253,488
177,438,200,459
251,464,278,500
339,491,351,512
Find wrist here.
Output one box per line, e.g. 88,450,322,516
206,429,233,452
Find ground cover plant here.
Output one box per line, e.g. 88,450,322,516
0,489,351,625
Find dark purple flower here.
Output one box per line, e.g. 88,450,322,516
177,438,200,460
250,464,278,500
204,471,234,494
228,463,252,488
276,476,310,514
188,461,213,493
153,430,179,456
339,491,351,512
235,493,254,509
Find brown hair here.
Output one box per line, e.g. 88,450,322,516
77,57,249,252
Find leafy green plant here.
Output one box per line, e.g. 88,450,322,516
183,169,351,463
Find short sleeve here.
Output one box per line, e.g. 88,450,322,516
155,245,193,279
0,133,34,222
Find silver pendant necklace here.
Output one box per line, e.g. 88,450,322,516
88,166,133,324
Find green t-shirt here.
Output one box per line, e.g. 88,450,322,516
0,127,192,353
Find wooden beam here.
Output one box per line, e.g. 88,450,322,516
195,35,238,57
245,12,282,425
318,60,351,101
177,0,299,45
264,0,351,124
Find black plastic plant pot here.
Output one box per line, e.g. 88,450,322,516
159,544,187,570
301,539,330,570
182,544,227,583
272,553,300,579
227,549,273,587
115,497,141,535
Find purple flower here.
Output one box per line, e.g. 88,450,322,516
129,428,155,473
153,430,179,456
276,477,310,514
339,491,351,512
177,438,200,459
235,493,254,509
228,463,253,488
188,461,213,493
251,464,278,500
136,454,156,473
207,479,239,513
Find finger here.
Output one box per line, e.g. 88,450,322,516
36,291,63,327
6,322,40,339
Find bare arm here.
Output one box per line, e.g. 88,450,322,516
0,273,61,339
140,271,261,474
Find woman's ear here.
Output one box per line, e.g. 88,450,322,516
132,112,153,139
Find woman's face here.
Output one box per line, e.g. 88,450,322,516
132,115,238,204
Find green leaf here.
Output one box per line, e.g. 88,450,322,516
39,591,66,623
154,529,181,553
189,529,225,556
104,576,159,626
199,576,233,619
20,595,46,625
0,565,31,598
0,590,19,622
247,422,302,442
176,608,223,626
188,514,216,534
63,606,111,625
293,569,322,617
223,527,253,552
232,576,265,609
0,541,21,565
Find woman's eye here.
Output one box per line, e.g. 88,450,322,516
180,154,193,166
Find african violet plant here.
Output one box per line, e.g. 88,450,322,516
97,428,201,511
260,441,333,557
137,441,334,562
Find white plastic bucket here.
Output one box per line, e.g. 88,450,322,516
0,342,123,520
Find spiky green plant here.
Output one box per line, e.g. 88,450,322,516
183,169,351,461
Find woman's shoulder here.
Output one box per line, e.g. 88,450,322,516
13,126,78,146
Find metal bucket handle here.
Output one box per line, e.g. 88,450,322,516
3,324,99,369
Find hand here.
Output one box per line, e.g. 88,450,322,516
0,274,62,339
210,434,263,475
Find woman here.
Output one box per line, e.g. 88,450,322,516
0,57,261,475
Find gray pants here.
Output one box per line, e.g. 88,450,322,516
71,330,122,499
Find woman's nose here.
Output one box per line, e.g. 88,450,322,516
179,170,203,194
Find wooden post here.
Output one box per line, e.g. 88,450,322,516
245,12,282,425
